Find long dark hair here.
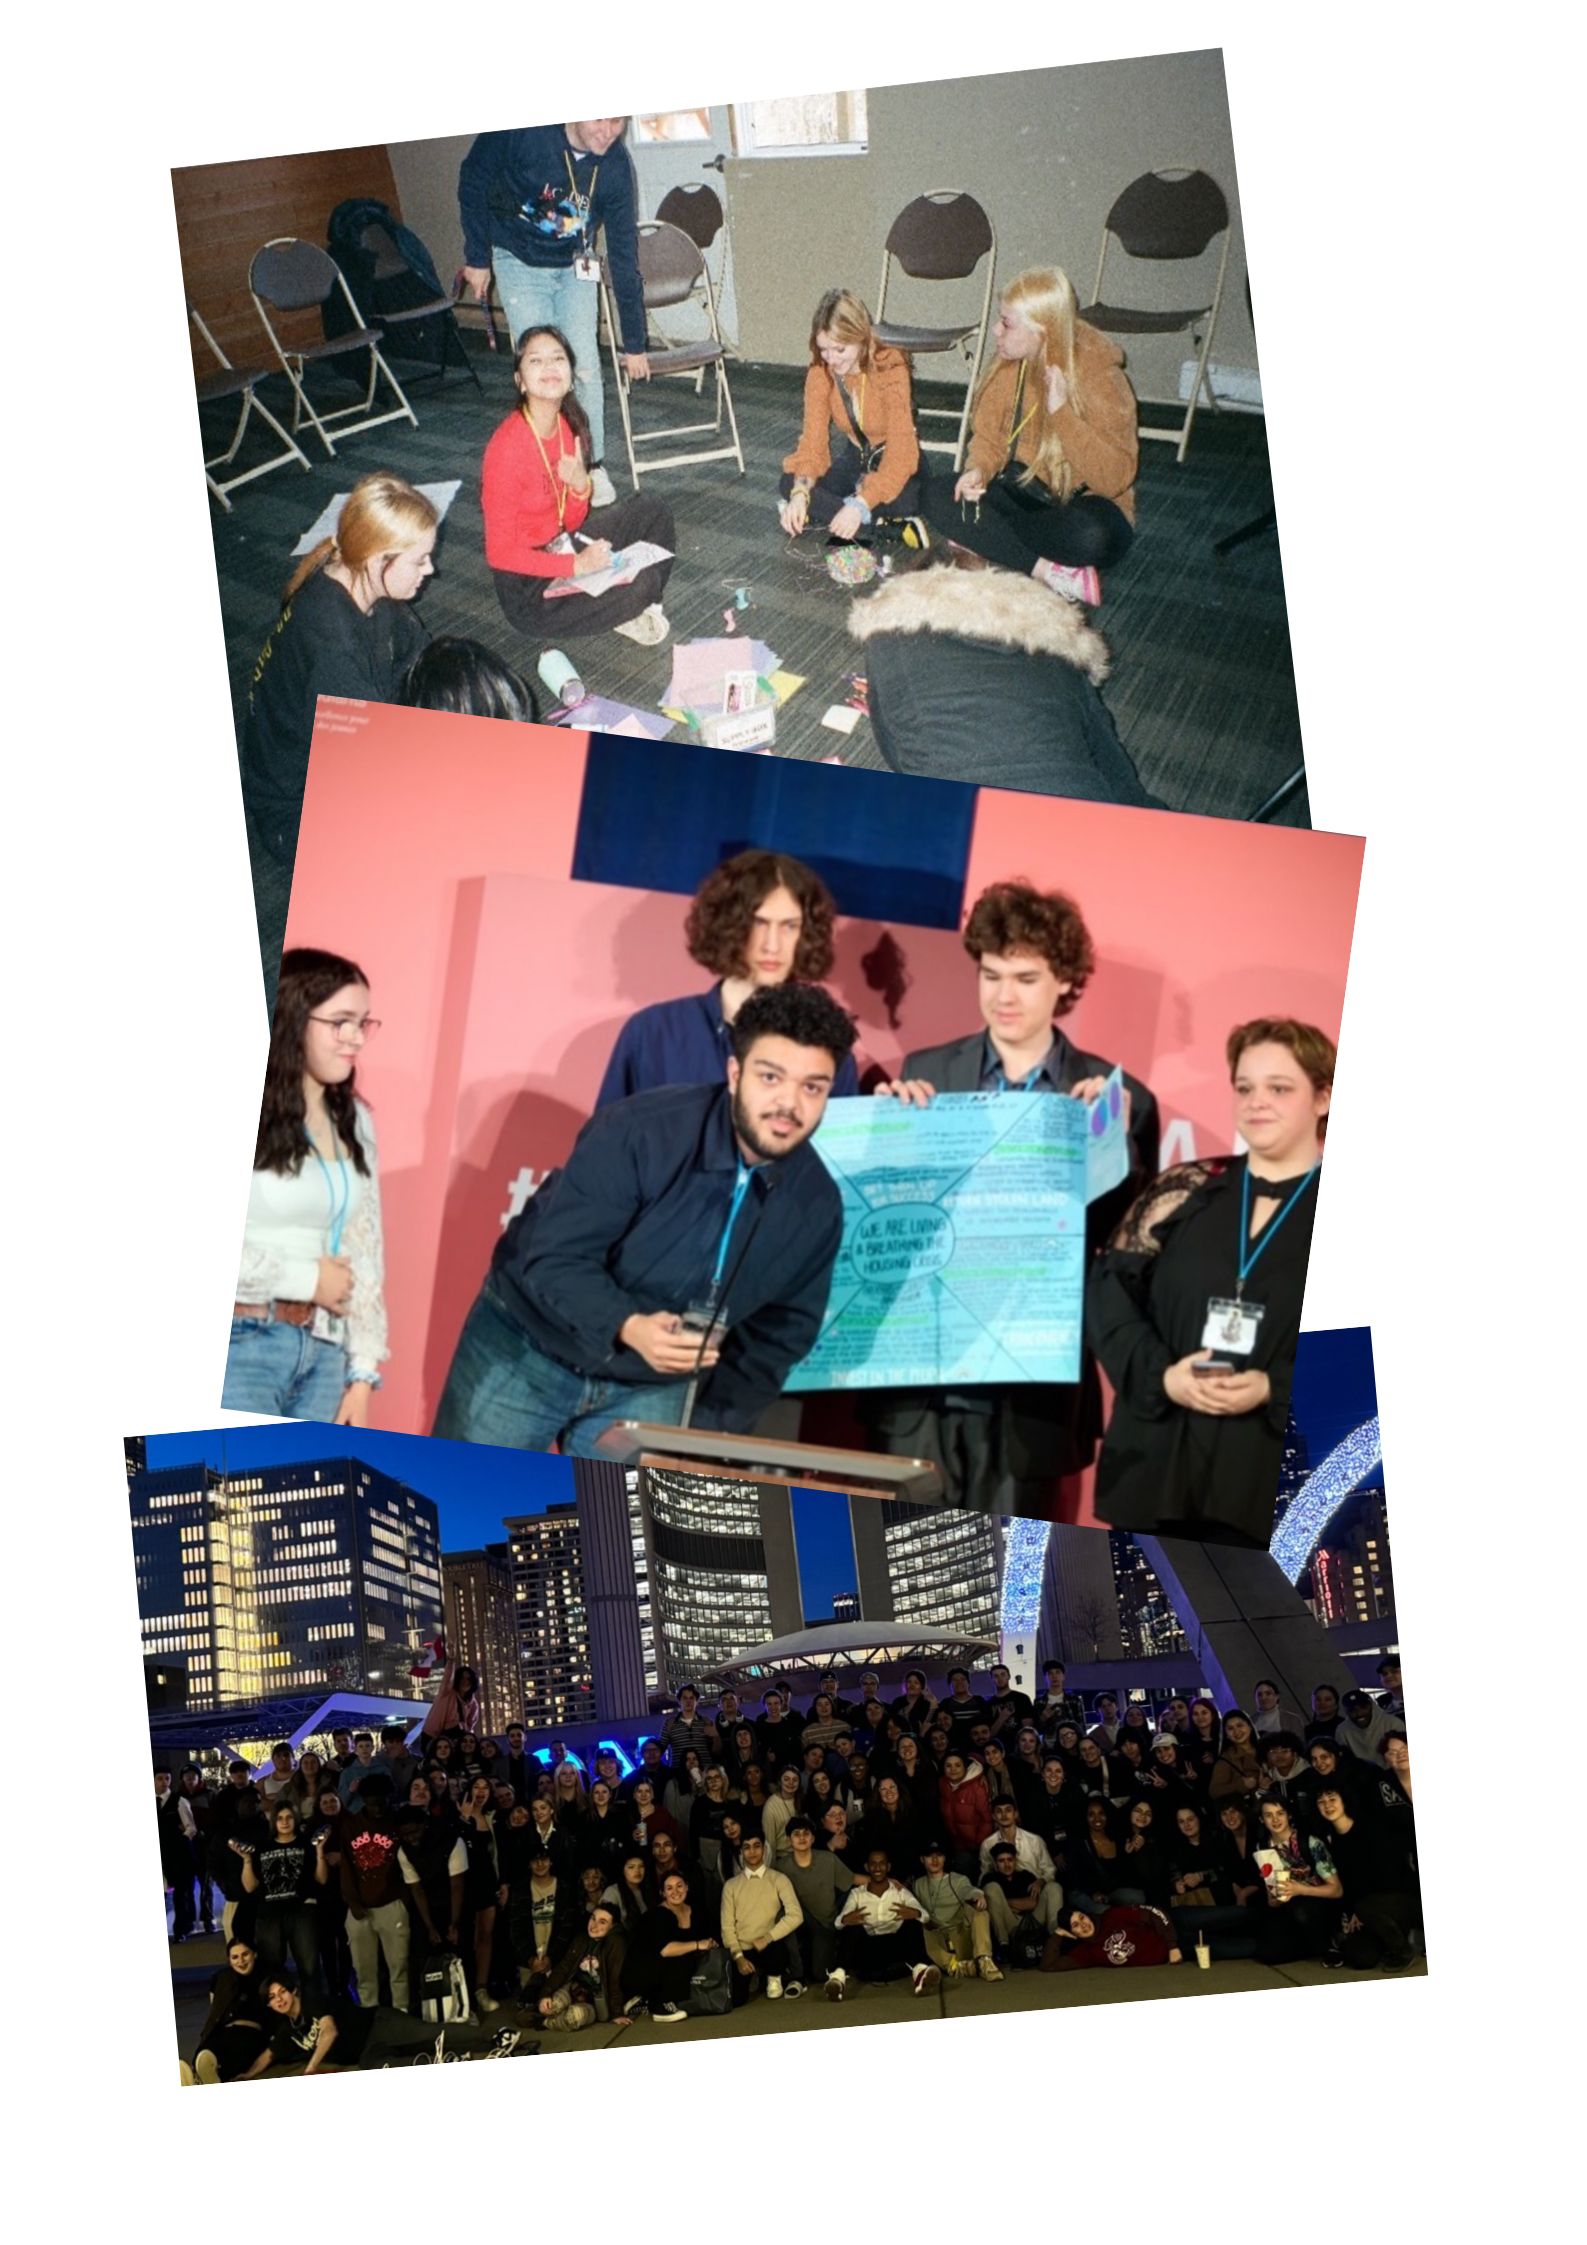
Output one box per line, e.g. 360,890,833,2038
255,948,372,1179
512,324,594,463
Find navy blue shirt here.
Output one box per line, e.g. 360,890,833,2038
458,126,646,352
489,1082,843,1428
597,985,861,1109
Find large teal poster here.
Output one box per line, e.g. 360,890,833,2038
785,1079,1126,1391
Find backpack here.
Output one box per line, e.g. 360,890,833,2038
686,1945,733,2017
418,1949,471,2024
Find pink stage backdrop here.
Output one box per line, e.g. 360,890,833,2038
281,704,1364,1443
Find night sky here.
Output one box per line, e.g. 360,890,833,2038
142,1325,1377,1627
143,1426,861,1620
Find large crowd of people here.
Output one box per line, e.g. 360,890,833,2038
161,1652,1417,2076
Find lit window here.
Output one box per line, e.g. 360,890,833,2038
732,92,868,158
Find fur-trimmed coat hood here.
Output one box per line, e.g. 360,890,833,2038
849,564,1111,685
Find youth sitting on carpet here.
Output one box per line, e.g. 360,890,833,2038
225,950,389,1424
1043,1902,1182,1971
242,472,437,879
482,324,674,648
398,636,541,720
778,289,921,542
596,850,861,1105
919,265,1137,603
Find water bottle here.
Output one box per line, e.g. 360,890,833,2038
536,649,586,709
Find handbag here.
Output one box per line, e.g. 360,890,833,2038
686,1944,733,2017
418,1948,471,2024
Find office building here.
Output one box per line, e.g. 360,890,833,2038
1307,1484,1395,1626
1110,1533,1190,1659
506,1504,595,1728
129,1453,443,1711
442,1544,520,1734
638,1466,803,1692
573,1460,653,1724
852,1500,1002,1640
1043,1524,1128,1664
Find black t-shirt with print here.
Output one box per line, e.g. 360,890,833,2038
269,2000,375,2069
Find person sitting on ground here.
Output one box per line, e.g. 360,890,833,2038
1118,1797,1174,1905
921,265,1137,604
1313,1783,1419,1973
835,1846,940,1997
187,1935,271,2084
1068,1796,1149,1919
981,1841,1063,1962
503,1825,572,1995
245,1971,520,2074
538,1901,631,2029
482,323,675,649
617,1873,713,2023
779,288,921,543
397,635,541,720
721,1831,805,2004
782,1816,855,1998
1043,1903,1182,1972
914,1839,1001,1982
1165,1802,1258,1958
242,473,437,883
1251,1797,1343,1964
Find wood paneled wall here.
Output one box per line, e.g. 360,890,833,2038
173,144,401,374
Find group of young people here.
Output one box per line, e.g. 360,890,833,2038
230,847,1333,1538
237,116,1155,906
161,1651,1415,2074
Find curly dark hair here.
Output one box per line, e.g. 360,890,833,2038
730,982,857,1069
961,880,1095,1016
685,850,837,981
254,948,372,1179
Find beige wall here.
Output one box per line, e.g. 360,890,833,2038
387,51,1253,391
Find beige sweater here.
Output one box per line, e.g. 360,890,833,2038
720,1864,804,1956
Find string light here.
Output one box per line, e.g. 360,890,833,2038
1269,1417,1382,1583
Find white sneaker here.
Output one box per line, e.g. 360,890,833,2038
589,464,619,507
912,1963,941,1996
612,602,670,647
194,2049,222,2083
475,1988,500,2013
783,1980,805,2000
653,2001,689,2024
178,2060,196,2086
977,1956,1004,1982
766,1975,784,2000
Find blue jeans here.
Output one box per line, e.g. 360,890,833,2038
222,1316,346,1421
432,1276,691,1458
492,250,608,464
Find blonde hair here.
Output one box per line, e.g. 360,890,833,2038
808,288,879,377
283,471,439,604
992,267,1083,498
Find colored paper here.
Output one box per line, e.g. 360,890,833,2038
821,704,862,734
1084,1066,1130,1203
767,670,806,703
543,541,674,599
784,1093,1090,1391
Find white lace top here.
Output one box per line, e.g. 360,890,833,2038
235,1103,389,1384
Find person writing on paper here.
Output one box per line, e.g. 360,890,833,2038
458,121,651,507
778,290,921,541
482,324,675,647
242,471,437,880
432,983,857,1458
1087,1017,1335,1547
224,948,388,1426
862,880,1159,1516
596,851,861,1106
920,266,1137,603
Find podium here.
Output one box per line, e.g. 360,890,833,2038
592,1420,945,1504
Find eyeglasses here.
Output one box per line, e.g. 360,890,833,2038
309,1013,382,1043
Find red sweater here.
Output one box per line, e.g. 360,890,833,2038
482,409,593,578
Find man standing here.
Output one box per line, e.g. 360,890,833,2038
337,1731,380,1816
375,1724,422,1802
720,1832,805,2004
258,1742,296,1808
865,879,1160,1512
1306,1685,1344,1745
339,1777,411,2013
458,121,651,503
660,1684,719,1767
155,1770,198,1941
1034,1660,1085,1735
433,985,856,1457
986,1663,1036,1735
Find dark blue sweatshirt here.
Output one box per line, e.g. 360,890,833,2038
597,986,861,1110
488,1082,843,1428
458,126,646,352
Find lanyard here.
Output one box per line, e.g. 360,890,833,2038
1237,1163,1318,1299
840,372,868,444
306,1130,351,1257
710,1162,753,1292
992,1062,1045,1092
1005,359,1039,464
564,150,598,249
525,408,569,527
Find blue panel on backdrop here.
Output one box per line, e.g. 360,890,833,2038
571,734,977,931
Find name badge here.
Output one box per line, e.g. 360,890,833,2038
1202,1296,1264,1357
573,254,600,282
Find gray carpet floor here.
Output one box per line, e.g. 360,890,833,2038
202,333,1306,995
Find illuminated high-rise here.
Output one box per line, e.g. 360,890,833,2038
129,1454,443,1710
637,1466,803,1691
442,1544,520,1734
506,1504,595,1727
851,1501,1002,1639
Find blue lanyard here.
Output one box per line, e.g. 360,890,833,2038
711,1162,753,1292
307,1132,351,1257
992,1063,1044,1092
1238,1164,1318,1296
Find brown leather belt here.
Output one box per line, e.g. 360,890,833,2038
233,1299,316,1327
